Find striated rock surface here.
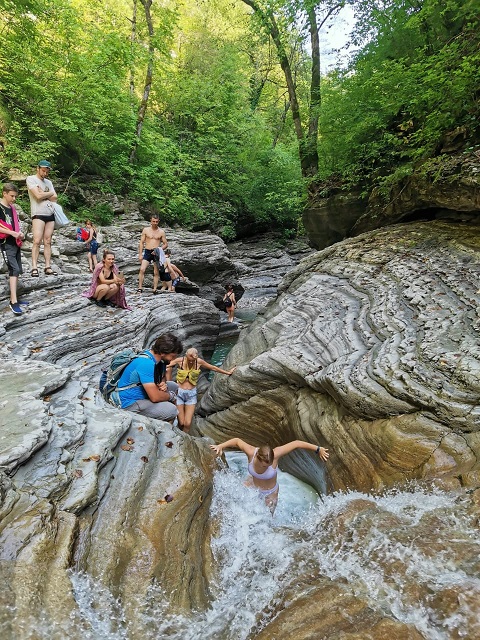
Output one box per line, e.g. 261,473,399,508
0,220,238,637
0,295,220,638
304,151,480,249
228,233,313,315
1,213,480,639
197,220,480,494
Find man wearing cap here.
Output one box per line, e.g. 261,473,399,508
26,160,58,276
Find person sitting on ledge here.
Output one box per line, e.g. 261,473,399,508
210,438,329,514
82,248,130,309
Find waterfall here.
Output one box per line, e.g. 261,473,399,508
68,453,480,639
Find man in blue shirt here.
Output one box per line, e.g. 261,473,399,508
117,333,182,422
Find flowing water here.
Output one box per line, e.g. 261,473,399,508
66,455,480,640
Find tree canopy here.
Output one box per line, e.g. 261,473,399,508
0,0,478,236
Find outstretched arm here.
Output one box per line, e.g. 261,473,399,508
273,440,329,462
198,358,236,376
165,357,182,381
209,438,255,458
171,263,185,278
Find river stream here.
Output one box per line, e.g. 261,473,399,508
67,461,480,639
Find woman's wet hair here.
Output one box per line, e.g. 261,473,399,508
186,347,198,359
164,248,171,256
85,219,92,226
152,333,183,356
257,445,274,465
225,283,233,291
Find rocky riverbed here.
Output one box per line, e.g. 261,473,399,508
1,214,479,639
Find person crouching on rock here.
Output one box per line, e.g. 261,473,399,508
82,249,130,309
167,347,236,433
117,333,183,423
210,438,329,514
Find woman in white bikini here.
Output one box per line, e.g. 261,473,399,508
210,438,329,513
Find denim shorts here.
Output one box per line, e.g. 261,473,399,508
176,387,197,406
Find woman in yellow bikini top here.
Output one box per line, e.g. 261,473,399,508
176,357,201,386
167,347,236,433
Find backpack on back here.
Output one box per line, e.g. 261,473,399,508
100,349,150,407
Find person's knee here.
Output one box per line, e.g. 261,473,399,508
43,236,52,247
162,405,178,422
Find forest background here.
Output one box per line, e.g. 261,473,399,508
0,0,478,240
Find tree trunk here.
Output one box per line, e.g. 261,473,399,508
240,1,345,183
304,6,320,179
240,0,313,178
130,0,154,164
129,0,137,97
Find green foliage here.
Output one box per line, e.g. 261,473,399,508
71,203,115,226
0,0,304,238
317,0,480,191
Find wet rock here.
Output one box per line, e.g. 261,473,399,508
197,221,480,493
0,360,69,471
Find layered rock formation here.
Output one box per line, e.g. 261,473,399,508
197,220,480,494
0,220,240,637
0,291,222,637
1,214,480,639
304,150,480,249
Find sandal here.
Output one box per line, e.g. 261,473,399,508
136,288,143,294
44,267,57,276
30,268,39,277
153,289,158,295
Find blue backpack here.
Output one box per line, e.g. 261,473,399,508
100,349,150,407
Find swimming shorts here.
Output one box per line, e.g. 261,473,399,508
142,248,156,263
32,214,55,223
160,272,171,282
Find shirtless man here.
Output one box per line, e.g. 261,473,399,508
137,215,168,294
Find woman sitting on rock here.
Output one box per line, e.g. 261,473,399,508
167,347,236,433
82,248,130,309
210,438,329,514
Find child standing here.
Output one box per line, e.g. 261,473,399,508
0,183,25,315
